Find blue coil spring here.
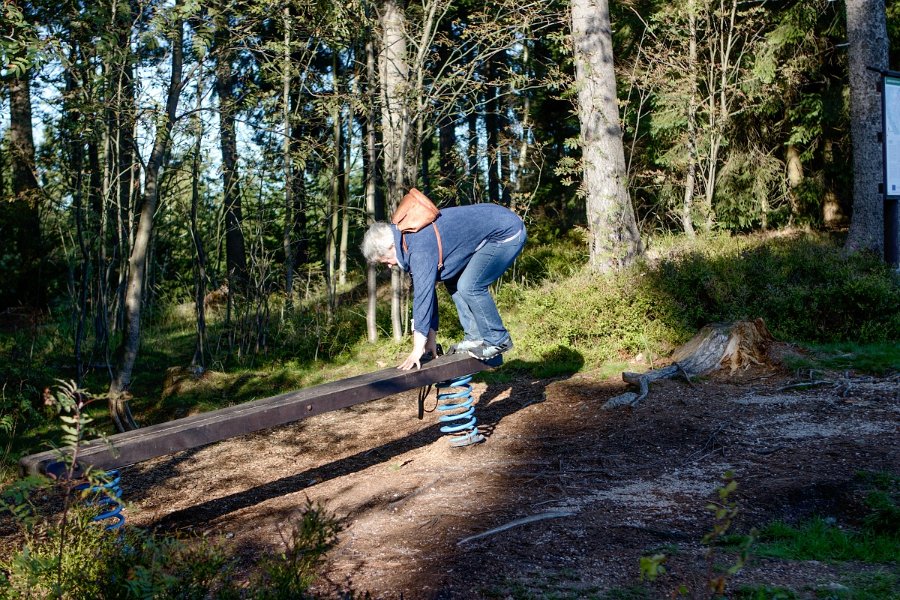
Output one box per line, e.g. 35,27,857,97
45,461,126,531
74,469,126,531
436,374,485,447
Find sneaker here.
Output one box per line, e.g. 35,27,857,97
448,339,483,354
467,337,513,360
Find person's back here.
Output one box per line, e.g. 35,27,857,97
398,204,524,281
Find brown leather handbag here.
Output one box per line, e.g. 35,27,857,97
390,188,444,268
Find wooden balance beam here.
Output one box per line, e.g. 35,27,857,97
19,353,501,476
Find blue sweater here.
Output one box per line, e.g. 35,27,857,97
392,204,525,336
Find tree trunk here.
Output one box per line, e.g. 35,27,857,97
7,64,42,307
109,13,183,431
191,65,208,368
467,108,479,204
498,52,512,207
570,0,643,272
112,12,138,335
420,127,433,196
844,0,889,254
439,111,457,195
365,33,380,343
0,129,5,201
215,14,247,295
330,51,347,290
111,0,138,330
339,81,353,287
379,0,412,341
327,60,342,302
486,57,501,205
288,107,309,269
681,0,698,237
65,55,89,385
9,73,39,196
786,143,804,222
514,90,531,205
282,6,295,310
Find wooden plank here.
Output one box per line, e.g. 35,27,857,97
19,353,500,476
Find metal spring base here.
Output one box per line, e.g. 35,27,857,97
46,462,126,531
75,469,125,531
436,374,484,447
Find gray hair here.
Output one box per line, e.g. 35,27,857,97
361,222,395,263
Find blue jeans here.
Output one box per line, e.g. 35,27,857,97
445,229,526,346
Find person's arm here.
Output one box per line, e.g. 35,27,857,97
398,251,439,370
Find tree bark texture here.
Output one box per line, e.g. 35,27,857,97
327,71,341,299
439,111,457,194
844,0,889,255
570,0,643,272
379,0,412,211
290,123,309,267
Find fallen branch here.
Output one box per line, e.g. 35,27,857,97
457,510,575,545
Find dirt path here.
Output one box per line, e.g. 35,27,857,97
109,360,899,598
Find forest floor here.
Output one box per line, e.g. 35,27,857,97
5,347,899,598
115,343,899,599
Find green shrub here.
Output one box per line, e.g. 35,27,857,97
501,232,899,372
252,499,342,600
0,497,342,599
1,514,237,599
1,508,123,599
644,233,900,343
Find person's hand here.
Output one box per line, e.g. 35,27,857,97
424,328,438,358
398,348,424,370
399,331,428,370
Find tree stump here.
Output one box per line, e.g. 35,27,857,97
602,318,774,409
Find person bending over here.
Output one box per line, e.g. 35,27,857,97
361,202,526,371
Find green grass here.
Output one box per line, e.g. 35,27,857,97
824,571,900,599
749,472,899,565
780,341,900,375
753,517,898,564
734,573,900,600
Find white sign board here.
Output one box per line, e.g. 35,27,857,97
887,76,900,197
